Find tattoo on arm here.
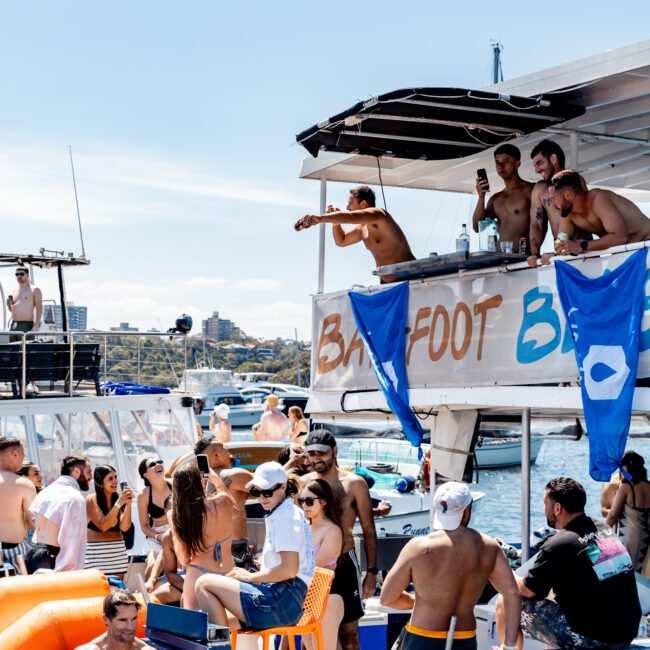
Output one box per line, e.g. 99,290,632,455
535,208,544,221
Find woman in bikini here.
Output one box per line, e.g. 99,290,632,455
299,478,344,650
171,464,234,610
85,465,134,579
606,451,650,578
288,406,308,443
137,456,173,578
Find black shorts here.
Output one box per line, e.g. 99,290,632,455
232,539,257,573
331,549,364,624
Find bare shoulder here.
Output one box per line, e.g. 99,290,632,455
341,470,368,491
16,475,36,493
300,470,318,485
531,180,547,198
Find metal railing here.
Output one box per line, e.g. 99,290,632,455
0,330,189,399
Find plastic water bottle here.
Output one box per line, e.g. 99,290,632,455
456,224,470,253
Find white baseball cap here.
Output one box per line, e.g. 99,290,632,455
213,404,230,419
245,461,288,490
433,481,473,531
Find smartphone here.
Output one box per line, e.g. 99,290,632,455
477,168,490,191
120,482,128,491
197,454,210,474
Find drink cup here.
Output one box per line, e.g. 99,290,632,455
500,241,513,254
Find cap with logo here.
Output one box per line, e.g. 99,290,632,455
245,461,288,490
304,428,336,453
433,481,473,531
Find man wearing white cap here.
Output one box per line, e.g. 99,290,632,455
209,403,232,443
381,481,521,650
254,394,288,442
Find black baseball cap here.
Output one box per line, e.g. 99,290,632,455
304,428,336,453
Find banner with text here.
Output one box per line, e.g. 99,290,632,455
312,249,650,391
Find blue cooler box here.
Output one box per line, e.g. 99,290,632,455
359,611,388,649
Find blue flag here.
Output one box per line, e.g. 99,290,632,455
349,282,424,457
556,248,647,481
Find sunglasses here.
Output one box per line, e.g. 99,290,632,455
146,459,164,470
15,272,27,277
249,484,282,499
298,497,319,507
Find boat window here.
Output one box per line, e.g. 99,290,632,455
34,412,116,486
216,396,245,406
117,408,193,489
0,415,28,451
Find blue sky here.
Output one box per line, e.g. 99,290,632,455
0,2,649,339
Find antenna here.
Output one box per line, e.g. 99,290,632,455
490,41,504,83
68,145,87,259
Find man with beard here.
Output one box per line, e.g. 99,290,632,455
76,590,152,650
527,140,592,267
472,144,534,253
302,429,377,650
495,477,640,649
552,169,650,254
28,455,92,571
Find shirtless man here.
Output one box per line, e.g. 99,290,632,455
472,144,534,253
254,395,288,441
551,169,650,254
302,428,377,650
0,437,36,569
7,266,42,341
294,185,415,283
527,140,592,267
75,590,152,650
195,436,256,572
146,528,184,605
381,482,520,650
209,403,232,443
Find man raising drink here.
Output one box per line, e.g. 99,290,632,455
294,185,414,283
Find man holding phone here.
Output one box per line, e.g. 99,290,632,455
472,144,533,253
7,265,42,342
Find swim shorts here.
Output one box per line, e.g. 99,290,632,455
331,549,364,624
521,597,633,649
392,624,477,650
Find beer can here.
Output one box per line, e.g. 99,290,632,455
487,235,497,252
519,238,527,255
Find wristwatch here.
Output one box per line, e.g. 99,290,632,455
580,239,589,252
366,566,379,575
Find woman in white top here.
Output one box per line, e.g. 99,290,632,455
196,462,315,630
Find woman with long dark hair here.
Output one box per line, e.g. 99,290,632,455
288,406,308,443
85,465,133,579
299,478,343,650
607,451,650,577
17,461,43,493
195,462,314,632
171,464,234,610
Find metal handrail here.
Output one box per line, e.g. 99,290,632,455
0,330,189,399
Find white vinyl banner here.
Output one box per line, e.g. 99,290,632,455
311,249,650,391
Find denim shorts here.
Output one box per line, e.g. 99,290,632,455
239,577,308,630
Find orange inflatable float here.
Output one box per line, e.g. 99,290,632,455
0,569,109,633
0,594,147,649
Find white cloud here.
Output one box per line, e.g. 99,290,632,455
235,278,282,290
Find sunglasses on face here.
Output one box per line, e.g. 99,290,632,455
146,459,164,470
249,484,282,499
15,272,26,277
298,497,318,507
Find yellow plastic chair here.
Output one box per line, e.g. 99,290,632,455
232,567,334,650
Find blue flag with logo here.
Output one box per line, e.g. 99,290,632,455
556,248,647,481
349,282,424,458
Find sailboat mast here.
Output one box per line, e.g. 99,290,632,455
491,41,504,83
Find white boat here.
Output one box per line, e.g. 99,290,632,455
182,367,265,428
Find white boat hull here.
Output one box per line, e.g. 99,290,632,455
475,438,544,468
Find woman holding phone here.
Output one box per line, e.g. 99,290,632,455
195,461,315,630
170,463,234,610
85,464,133,579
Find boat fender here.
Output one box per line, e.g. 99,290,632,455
395,475,416,493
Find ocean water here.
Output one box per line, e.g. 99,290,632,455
470,436,650,542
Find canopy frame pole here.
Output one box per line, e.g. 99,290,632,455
318,174,327,294
569,130,579,170
521,407,531,563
